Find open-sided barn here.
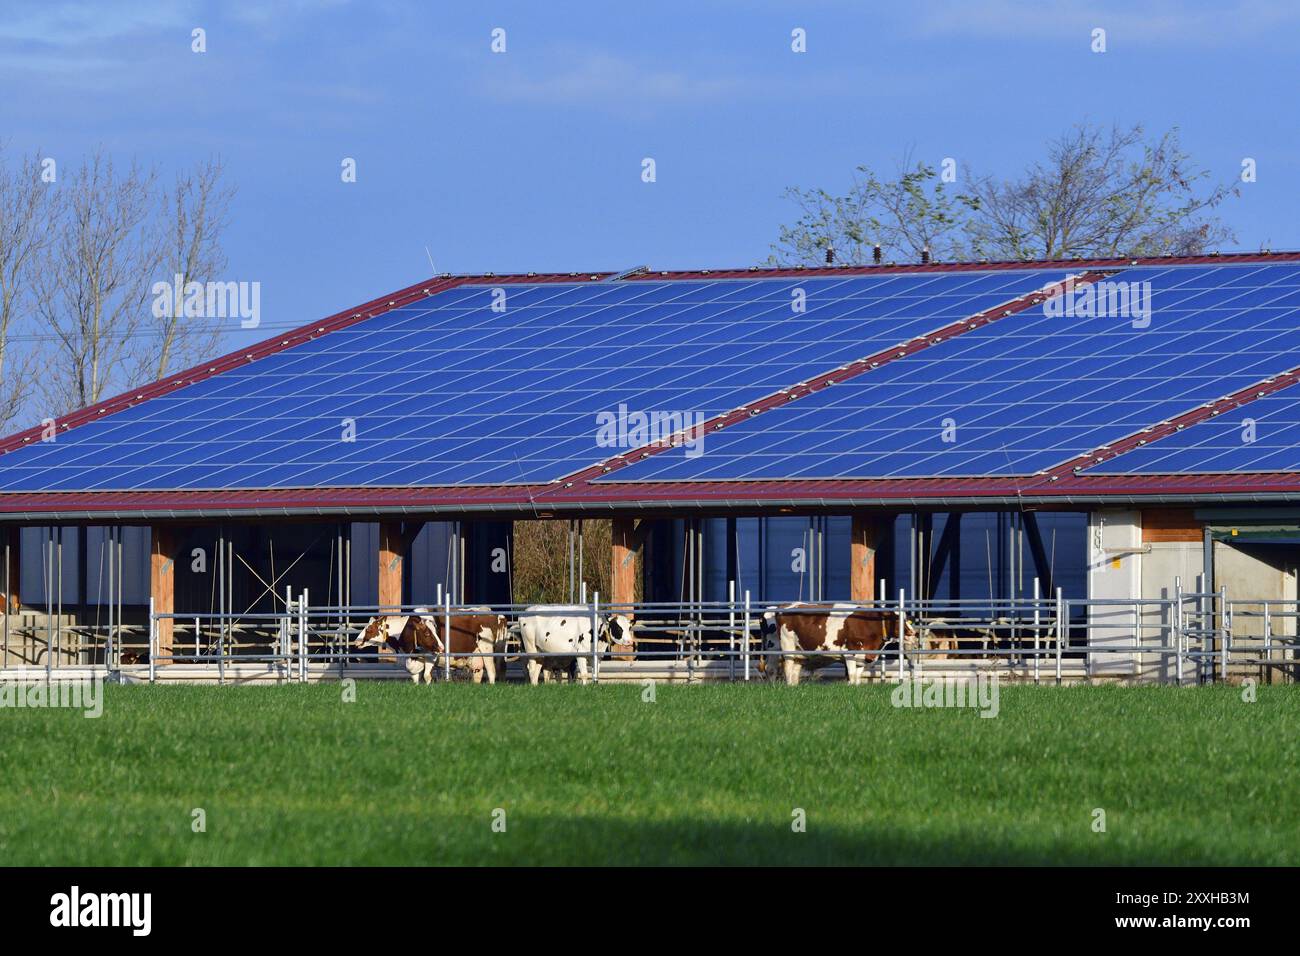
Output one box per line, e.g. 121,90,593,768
1,252,1297,683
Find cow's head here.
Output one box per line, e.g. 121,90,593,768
602,613,635,650
353,616,399,650
901,618,920,654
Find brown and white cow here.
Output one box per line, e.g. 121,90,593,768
760,602,917,685
353,608,509,683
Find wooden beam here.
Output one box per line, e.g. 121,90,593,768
610,517,638,659
1142,508,1202,543
150,526,175,665
378,521,404,612
850,514,878,603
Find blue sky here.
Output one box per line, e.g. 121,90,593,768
5,0,1300,349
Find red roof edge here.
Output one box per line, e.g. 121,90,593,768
2,472,1299,519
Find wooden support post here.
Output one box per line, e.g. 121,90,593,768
150,526,175,666
851,514,878,604
610,516,639,660
378,521,404,612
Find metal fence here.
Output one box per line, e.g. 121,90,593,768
2,576,1295,685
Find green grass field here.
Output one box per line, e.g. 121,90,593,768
0,682,1295,865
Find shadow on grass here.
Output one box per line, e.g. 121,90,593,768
440,814,1256,867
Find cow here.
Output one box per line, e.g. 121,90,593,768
518,605,634,685
760,602,917,685
916,617,1058,670
353,608,509,684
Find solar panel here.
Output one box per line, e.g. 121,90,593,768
1087,385,1300,474
604,263,1300,481
0,269,1068,492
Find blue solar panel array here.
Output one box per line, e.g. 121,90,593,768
1087,385,1300,474
605,263,1300,481
0,270,1069,492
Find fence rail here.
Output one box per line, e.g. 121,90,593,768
2,578,1295,685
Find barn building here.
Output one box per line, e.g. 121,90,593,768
1,252,1297,682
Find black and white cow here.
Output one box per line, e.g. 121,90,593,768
518,605,633,685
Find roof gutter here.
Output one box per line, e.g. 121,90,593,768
4,490,1299,523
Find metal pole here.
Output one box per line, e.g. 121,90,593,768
443,591,452,682
1219,586,1228,683
1055,588,1063,685
284,585,292,677
217,530,225,662
56,527,63,670
591,590,600,683
117,528,124,670
897,588,906,681
577,519,584,604
227,537,233,667
106,527,114,669
148,596,156,684
1174,576,1183,684
742,590,751,682
45,528,52,681
913,585,922,680
2,531,8,665
728,579,736,681
300,590,309,683
1033,577,1041,684
1264,603,1272,681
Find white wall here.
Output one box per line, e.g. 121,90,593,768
1087,510,1142,677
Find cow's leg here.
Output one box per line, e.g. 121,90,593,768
525,658,542,685
422,660,436,684
471,655,485,684
575,657,590,686
782,658,799,686
844,656,860,686
482,652,497,685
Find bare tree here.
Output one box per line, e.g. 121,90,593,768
771,124,1238,266
0,147,56,429
153,157,234,379
7,148,236,422
34,150,160,414
965,124,1238,260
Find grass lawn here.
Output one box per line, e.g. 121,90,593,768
0,682,1295,865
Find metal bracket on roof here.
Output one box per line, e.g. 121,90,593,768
606,265,650,281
